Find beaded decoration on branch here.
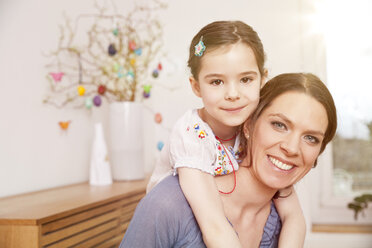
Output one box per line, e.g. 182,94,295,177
43,0,167,109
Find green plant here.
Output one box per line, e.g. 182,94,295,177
347,193,372,220
367,121,372,140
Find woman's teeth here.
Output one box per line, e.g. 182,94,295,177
269,157,293,171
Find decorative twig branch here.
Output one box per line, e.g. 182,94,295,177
44,0,167,109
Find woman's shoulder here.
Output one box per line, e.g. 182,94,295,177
144,175,194,218
137,175,205,247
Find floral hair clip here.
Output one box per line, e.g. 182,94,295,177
194,36,206,56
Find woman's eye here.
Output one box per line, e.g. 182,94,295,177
211,79,223,85
241,77,252,84
304,135,320,144
271,121,286,130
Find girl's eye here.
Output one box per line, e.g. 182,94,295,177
304,135,320,144
211,79,223,85
241,77,252,84
271,121,287,130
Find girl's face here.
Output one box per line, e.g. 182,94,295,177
190,42,263,135
249,91,328,189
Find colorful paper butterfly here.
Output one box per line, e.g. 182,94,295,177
59,121,71,130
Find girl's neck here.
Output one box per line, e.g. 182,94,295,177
197,108,238,140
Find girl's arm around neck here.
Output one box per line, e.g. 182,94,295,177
178,167,242,248
274,187,306,248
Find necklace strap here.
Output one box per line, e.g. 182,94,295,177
215,136,237,195
215,133,237,142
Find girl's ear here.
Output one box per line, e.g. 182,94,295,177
189,76,201,97
260,69,268,89
243,120,251,139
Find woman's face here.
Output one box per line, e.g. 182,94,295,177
249,91,328,189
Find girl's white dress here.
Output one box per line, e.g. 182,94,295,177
147,109,242,192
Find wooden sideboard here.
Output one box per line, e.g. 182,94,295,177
0,178,148,248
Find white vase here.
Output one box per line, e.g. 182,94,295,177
89,122,113,185
109,102,145,180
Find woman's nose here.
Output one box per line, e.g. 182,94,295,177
280,134,300,156
225,83,240,101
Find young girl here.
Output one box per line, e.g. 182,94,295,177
148,21,306,247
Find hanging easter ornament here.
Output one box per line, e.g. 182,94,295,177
118,71,124,78
129,40,136,51
134,48,142,56
143,84,152,93
93,95,102,107
113,63,120,72
126,71,135,82
77,85,86,96
154,113,162,124
50,72,64,82
143,84,151,98
130,58,136,66
102,65,111,75
59,120,71,130
157,141,164,151
85,98,93,109
143,92,150,98
152,69,159,78
98,85,106,95
108,43,117,56
157,63,162,71
112,28,119,36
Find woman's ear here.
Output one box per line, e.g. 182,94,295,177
189,76,201,97
260,69,268,89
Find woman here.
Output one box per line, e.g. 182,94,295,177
119,72,337,248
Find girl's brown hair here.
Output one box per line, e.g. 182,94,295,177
187,21,266,80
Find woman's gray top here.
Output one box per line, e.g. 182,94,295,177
119,175,281,248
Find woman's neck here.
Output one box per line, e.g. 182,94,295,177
216,162,278,248
216,166,277,212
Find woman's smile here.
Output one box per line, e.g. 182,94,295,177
268,155,295,171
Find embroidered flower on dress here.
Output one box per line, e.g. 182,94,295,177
234,144,244,162
215,166,222,175
192,123,208,139
228,146,234,156
198,130,207,139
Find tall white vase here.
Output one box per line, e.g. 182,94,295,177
89,122,113,185
109,102,145,180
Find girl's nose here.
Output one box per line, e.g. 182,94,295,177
225,83,240,101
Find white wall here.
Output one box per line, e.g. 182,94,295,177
0,0,304,198
1,0,371,246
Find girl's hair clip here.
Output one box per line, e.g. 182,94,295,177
194,36,206,56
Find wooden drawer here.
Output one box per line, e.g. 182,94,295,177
0,179,148,248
